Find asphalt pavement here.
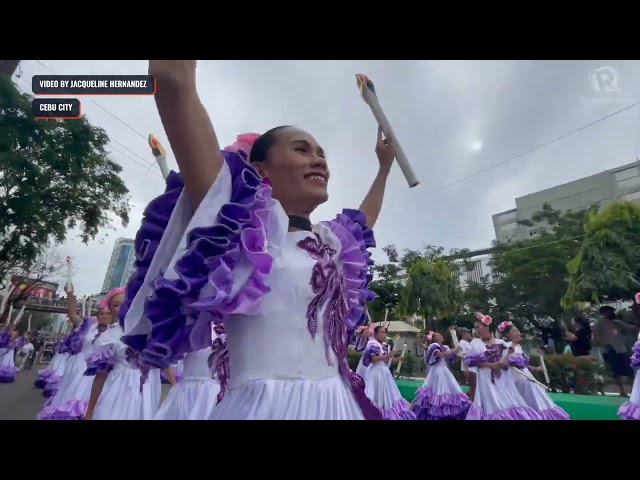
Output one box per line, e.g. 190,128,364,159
0,363,172,420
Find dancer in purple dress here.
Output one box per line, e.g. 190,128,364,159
0,329,18,383
618,298,640,420
120,60,396,420
464,313,541,420
498,321,569,420
412,331,470,420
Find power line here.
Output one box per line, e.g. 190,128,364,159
389,99,640,213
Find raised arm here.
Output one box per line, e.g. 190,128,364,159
358,127,395,228
65,289,82,329
150,60,225,210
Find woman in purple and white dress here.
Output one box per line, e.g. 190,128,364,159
0,329,18,383
362,326,415,420
37,289,100,420
35,334,65,391
84,288,169,420
119,60,395,420
43,334,72,398
464,313,541,420
618,329,640,420
353,325,373,378
498,321,569,420
412,331,470,420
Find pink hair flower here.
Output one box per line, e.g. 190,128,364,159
476,314,492,326
497,321,512,332
99,287,126,310
635,292,640,304
426,331,435,342
224,132,261,159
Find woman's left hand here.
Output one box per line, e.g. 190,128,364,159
375,126,395,171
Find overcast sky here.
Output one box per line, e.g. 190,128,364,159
14,60,640,296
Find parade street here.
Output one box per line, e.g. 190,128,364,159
0,367,172,420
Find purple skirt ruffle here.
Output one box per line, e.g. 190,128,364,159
466,404,541,420
0,365,17,383
37,400,87,420
618,401,640,420
43,383,58,398
538,406,570,420
35,368,56,389
412,388,471,420
383,399,416,420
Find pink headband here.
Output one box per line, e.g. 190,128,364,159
99,287,125,310
635,292,640,303
224,133,261,161
476,312,493,326
497,321,512,333
426,331,435,342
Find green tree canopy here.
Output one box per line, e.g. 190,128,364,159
0,78,131,277
564,201,640,306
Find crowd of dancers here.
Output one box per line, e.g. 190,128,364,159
0,59,638,420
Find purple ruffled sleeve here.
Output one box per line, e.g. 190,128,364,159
119,171,184,328
65,319,93,355
631,341,640,369
362,342,382,367
122,151,274,369
464,353,486,367
508,354,528,369
0,332,9,349
322,209,376,337
84,347,116,376
426,343,443,366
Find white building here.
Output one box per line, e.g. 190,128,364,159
457,254,494,288
493,160,640,243
101,238,135,293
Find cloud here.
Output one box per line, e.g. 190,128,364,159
13,60,640,295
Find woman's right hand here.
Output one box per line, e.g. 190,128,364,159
149,60,197,91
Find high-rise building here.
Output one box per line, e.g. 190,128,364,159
101,238,135,292
493,160,640,243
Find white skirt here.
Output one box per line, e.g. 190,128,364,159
156,377,221,420
364,363,415,420
141,369,161,420
210,376,364,420
92,366,147,420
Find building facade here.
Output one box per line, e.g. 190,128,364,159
101,238,135,293
456,254,494,289
493,160,640,243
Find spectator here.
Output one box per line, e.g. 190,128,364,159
594,306,636,397
565,315,592,358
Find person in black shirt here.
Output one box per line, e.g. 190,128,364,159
565,315,592,358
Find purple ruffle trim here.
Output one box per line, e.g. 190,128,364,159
37,400,87,420
412,388,471,420
538,406,570,420
322,209,376,335
464,353,486,367
119,171,183,328
64,318,93,355
123,151,274,369
618,401,640,420
509,355,528,369
0,332,10,349
84,348,115,376
466,404,542,420
382,398,416,420
35,368,56,389
0,364,17,383
43,384,58,398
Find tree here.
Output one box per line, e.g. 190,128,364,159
564,201,640,307
368,245,404,322
0,77,131,277
13,311,55,335
399,246,463,331
0,245,66,320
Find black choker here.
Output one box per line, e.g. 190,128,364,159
288,215,312,231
